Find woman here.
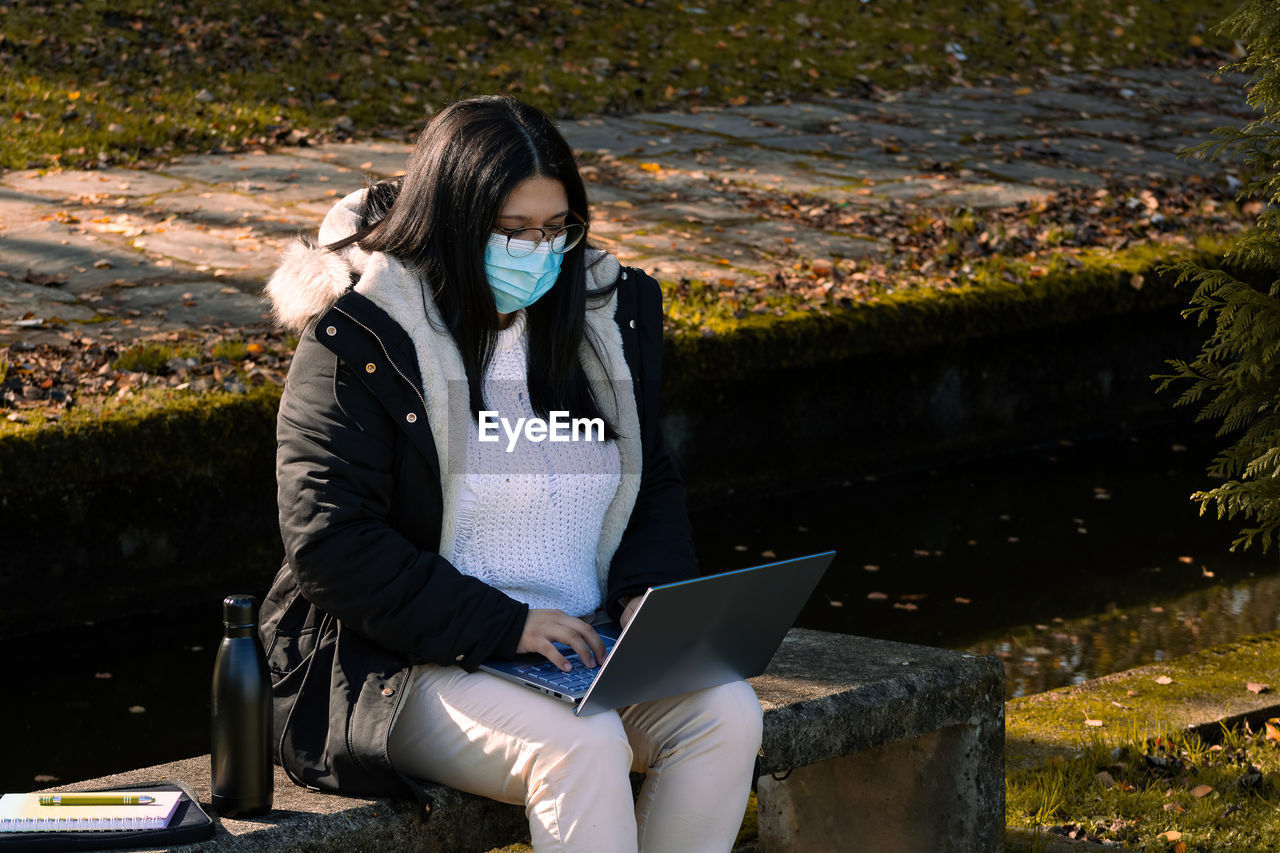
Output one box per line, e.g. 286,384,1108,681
259,95,763,852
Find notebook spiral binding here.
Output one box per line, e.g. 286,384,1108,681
1,815,168,832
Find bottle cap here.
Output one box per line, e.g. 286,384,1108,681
223,594,258,628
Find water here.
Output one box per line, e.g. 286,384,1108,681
689,422,1280,695
4,421,1278,791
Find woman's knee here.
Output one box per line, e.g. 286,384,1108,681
706,680,764,750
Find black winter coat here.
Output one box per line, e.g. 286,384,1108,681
259,260,697,810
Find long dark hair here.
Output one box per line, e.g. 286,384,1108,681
331,95,619,437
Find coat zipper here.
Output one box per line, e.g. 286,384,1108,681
332,305,429,416
322,308,429,816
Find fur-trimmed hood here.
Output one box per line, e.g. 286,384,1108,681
264,189,640,599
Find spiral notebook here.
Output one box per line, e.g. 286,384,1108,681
0,791,182,832
0,780,213,852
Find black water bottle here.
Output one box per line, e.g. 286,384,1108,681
211,593,273,818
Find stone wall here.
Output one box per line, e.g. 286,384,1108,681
0,296,1205,637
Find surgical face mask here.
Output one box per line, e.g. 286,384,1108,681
484,233,564,313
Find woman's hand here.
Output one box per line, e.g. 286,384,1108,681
518,609,607,672
620,595,642,629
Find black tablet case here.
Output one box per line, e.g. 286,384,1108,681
0,779,215,852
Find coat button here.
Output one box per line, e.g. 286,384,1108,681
325,325,337,336
381,687,395,697
365,363,377,374
621,271,628,280
629,320,636,329
406,412,418,423
455,654,465,662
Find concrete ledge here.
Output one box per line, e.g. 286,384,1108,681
753,630,1005,853
37,757,526,853
752,630,1005,773
39,630,1004,853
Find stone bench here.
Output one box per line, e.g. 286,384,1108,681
47,629,1004,853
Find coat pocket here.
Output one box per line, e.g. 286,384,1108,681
265,625,318,677
262,565,325,678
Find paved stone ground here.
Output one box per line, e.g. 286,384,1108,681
0,66,1258,348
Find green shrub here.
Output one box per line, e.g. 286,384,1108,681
1154,0,1280,552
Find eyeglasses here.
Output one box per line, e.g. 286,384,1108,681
493,215,587,258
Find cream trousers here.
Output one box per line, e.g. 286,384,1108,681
387,662,763,853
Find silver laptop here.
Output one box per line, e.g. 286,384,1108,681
479,551,835,716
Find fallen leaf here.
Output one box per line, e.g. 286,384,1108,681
1084,718,1105,727
1191,784,1214,798
867,591,888,600
1163,831,1182,841
1155,675,1174,685
863,564,880,572
127,705,146,714
1265,718,1280,743
1164,801,1183,813
1247,682,1270,694
1175,843,1187,853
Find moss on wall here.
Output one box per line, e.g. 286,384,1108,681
659,238,1230,410
0,386,280,506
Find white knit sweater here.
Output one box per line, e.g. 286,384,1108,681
446,310,622,618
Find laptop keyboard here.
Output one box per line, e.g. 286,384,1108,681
514,646,613,693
